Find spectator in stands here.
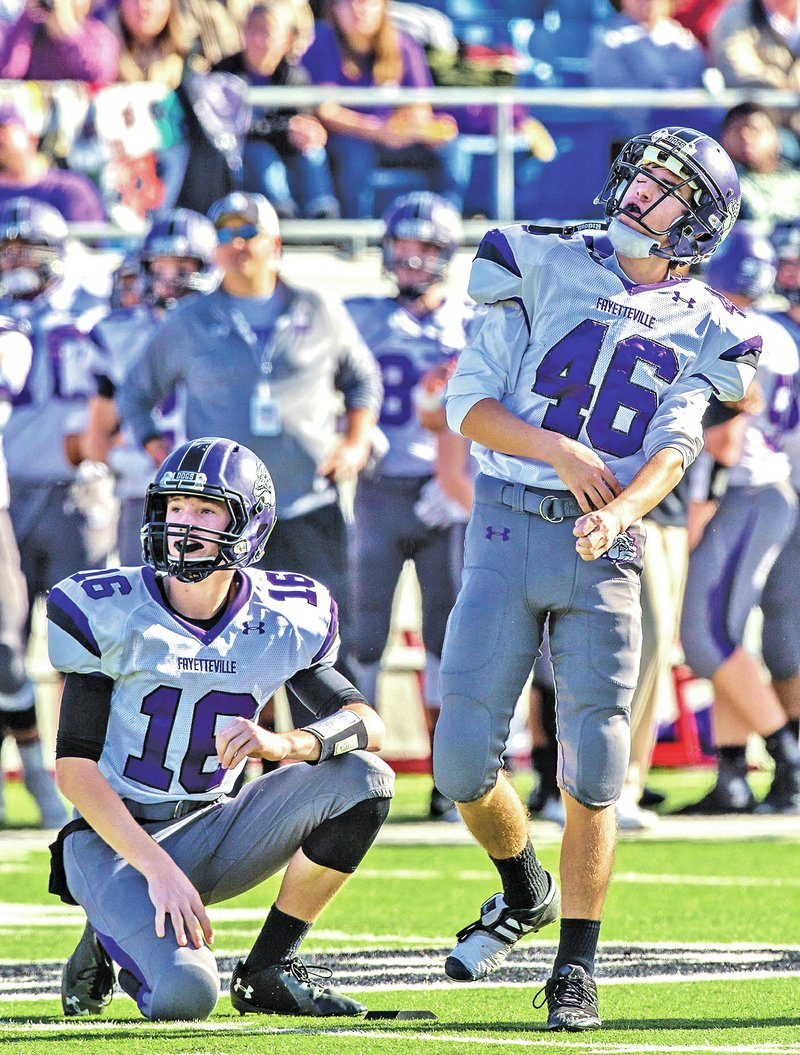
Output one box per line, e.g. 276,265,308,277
719,101,800,231
181,0,252,65
672,0,728,50
300,0,467,218
0,0,119,84
115,0,194,88
116,191,382,684
709,0,800,91
213,0,339,218
0,101,106,222
587,0,708,89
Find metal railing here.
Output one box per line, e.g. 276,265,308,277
61,84,800,248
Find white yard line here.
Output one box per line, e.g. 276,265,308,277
1,1020,799,1053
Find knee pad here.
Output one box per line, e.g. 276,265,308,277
433,694,499,803
565,709,630,809
302,795,391,873
145,952,219,1021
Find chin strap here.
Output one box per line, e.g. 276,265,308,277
523,221,609,237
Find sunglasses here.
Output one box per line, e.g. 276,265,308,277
216,224,261,245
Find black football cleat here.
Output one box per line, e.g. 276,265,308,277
230,958,367,1017
756,764,800,815
61,921,115,1016
672,778,756,815
429,786,460,823
533,964,601,1032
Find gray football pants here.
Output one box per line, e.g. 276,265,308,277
435,475,644,809
63,752,394,1021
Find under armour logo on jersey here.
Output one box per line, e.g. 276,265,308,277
669,290,696,309
233,978,254,999
486,526,510,542
602,531,640,566
241,621,266,635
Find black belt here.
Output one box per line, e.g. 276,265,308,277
475,474,583,521
123,797,222,822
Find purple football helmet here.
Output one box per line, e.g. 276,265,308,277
141,208,219,307
771,220,800,304
382,191,463,297
704,222,776,301
595,127,741,264
0,196,68,300
142,437,276,582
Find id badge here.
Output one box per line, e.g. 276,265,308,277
250,382,282,436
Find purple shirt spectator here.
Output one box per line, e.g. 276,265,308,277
301,20,432,115
0,9,119,84
0,171,105,221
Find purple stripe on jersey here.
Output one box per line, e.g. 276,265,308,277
628,278,690,295
476,229,522,278
311,595,339,665
141,566,254,645
93,929,149,1014
720,336,762,369
46,587,101,658
707,519,754,660
508,295,531,332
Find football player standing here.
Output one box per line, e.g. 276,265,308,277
346,191,479,821
49,437,393,1021
77,209,219,565
434,127,760,1030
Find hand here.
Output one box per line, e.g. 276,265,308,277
573,507,625,561
145,859,213,949
215,715,289,767
287,114,327,152
317,437,371,483
550,437,621,513
144,436,171,467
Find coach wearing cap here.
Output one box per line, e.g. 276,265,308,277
118,192,382,675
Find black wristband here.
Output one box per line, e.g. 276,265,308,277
303,709,368,764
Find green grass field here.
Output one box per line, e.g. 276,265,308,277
2,770,799,1055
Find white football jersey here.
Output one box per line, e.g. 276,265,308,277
447,227,761,490
47,566,339,804
766,310,800,490
346,294,480,476
727,310,797,488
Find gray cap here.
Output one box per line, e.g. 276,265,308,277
207,192,280,236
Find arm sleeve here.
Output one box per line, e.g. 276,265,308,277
0,14,35,77
285,664,367,720
55,671,113,761
642,372,711,468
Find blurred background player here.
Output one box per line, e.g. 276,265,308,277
760,220,800,760
77,209,219,565
346,191,478,821
0,197,110,831
678,224,800,815
0,318,66,828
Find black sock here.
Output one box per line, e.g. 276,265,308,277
788,719,799,741
553,918,601,976
717,745,748,783
244,905,311,972
764,724,800,767
490,841,550,908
